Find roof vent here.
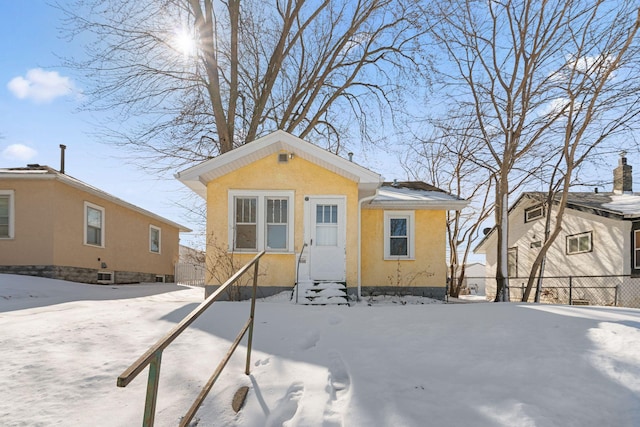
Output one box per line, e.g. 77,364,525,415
391,179,400,187
278,153,288,163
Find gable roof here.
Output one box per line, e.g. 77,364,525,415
175,130,383,199
365,181,468,210
0,165,191,232
474,190,640,253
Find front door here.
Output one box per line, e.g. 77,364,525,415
306,196,346,282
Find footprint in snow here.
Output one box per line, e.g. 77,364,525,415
265,382,304,427
255,357,271,367
299,329,320,350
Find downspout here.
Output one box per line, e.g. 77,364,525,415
358,189,379,301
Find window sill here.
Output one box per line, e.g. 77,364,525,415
84,242,105,249
384,256,415,261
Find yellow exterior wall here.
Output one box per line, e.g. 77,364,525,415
0,178,180,277
360,208,447,288
206,153,360,288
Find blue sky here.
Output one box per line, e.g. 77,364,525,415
1,1,635,257
0,1,408,250
0,1,207,246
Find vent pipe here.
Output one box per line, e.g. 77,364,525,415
348,152,354,162
59,144,66,174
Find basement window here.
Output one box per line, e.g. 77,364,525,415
97,271,114,284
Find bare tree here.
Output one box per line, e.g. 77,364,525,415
427,0,640,301
403,116,494,297
520,8,640,301
58,0,429,171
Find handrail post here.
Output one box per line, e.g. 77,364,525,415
568,276,573,305
245,260,260,375
143,351,162,427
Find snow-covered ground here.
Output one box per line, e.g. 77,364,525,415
1,274,639,427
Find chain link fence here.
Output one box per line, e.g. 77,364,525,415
455,275,640,308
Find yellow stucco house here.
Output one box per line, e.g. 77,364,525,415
176,131,467,301
0,165,190,284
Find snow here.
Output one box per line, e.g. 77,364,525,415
373,186,458,202
2,274,640,426
602,194,640,215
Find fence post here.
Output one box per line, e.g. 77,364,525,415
568,276,573,305
143,351,163,427
245,260,259,375
615,284,619,307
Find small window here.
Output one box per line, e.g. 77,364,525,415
155,275,165,283
566,231,592,255
0,190,15,239
97,271,113,284
507,247,518,277
84,202,105,247
384,211,415,260
149,225,161,253
525,204,544,222
530,240,542,249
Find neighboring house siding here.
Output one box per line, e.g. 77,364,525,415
205,153,360,290
361,208,447,295
483,199,630,299
0,177,181,283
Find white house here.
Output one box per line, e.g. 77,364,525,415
475,154,640,307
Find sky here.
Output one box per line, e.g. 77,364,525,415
0,1,412,251
1,273,640,426
0,2,637,258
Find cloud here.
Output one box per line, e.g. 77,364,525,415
2,144,38,161
7,69,76,104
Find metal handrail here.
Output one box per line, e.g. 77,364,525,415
117,250,265,427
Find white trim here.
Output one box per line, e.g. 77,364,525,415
84,201,105,248
227,190,295,253
384,211,415,260
176,130,382,199
0,190,15,239
149,225,161,254
566,231,592,255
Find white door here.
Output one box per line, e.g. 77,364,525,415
306,197,346,282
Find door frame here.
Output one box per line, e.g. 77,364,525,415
303,195,347,282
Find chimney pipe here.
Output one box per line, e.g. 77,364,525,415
613,151,632,194
59,144,66,174
348,152,354,162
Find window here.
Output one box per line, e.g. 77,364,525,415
530,240,542,249
566,231,592,255
384,211,415,259
635,230,640,269
315,204,338,246
507,247,518,277
84,202,105,247
0,190,15,239
235,197,258,249
525,204,544,222
267,198,288,249
229,191,294,252
155,275,165,283
97,271,113,284
150,225,161,253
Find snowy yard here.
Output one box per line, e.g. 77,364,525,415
1,274,639,427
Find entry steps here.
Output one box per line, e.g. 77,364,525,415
294,281,349,305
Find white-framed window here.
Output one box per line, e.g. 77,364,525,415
0,190,15,239
97,271,113,284
228,190,294,252
149,225,161,254
566,231,592,255
84,202,105,247
525,204,544,222
155,275,165,283
384,211,415,260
